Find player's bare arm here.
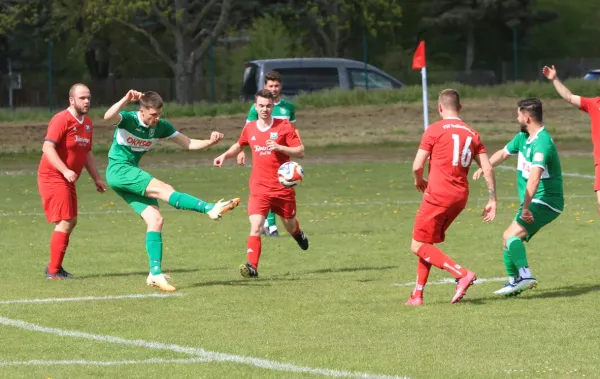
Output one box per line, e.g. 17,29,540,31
412,149,430,192
521,167,544,224
473,153,497,222
473,148,511,179
214,142,243,167
171,132,224,150
266,140,304,158
41,140,76,182
542,65,581,108
103,90,143,123
84,151,106,193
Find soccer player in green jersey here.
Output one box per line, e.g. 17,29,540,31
474,98,564,296
103,90,241,292
237,71,299,237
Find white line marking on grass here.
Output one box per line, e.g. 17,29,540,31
0,357,210,366
498,165,595,179
0,293,184,305
0,317,409,379
392,277,507,287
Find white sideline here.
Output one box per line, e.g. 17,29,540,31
0,357,210,366
0,293,184,305
392,277,507,287
497,164,595,179
0,317,409,379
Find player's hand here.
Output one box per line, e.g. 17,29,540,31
414,177,428,192
124,89,142,103
208,131,224,146
542,65,557,80
266,139,282,152
520,208,534,224
63,169,77,183
213,155,225,168
95,179,107,193
482,200,497,222
237,151,246,166
472,168,483,180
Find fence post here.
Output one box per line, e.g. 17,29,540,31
48,41,53,112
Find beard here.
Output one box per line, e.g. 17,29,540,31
74,104,89,115
520,123,528,133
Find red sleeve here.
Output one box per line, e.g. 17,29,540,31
580,97,593,113
238,125,249,147
87,116,93,150
44,113,67,145
285,123,302,147
474,134,486,155
418,125,437,151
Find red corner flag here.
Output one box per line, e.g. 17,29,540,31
412,41,426,70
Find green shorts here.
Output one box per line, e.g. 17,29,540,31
514,202,561,241
106,162,157,215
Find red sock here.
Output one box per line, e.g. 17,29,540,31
292,220,301,238
48,231,69,274
416,244,466,279
412,258,432,297
247,236,262,268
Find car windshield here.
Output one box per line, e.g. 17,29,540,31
584,72,600,80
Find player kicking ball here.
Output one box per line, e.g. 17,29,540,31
407,89,497,306
214,89,308,278
474,98,564,297
104,90,240,291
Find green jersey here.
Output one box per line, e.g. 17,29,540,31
505,127,564,213
108,110,178,167
246,98,296,124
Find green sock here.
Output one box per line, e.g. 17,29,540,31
507,236,528,269
266,210,277,228
168,192,214,213
146,231,163,275
503,248,518,278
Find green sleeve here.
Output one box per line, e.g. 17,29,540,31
505,133,524,155
289,103,296,123
115,110,134,130
246,105,258,122
158,120,178,139
531,139,552,169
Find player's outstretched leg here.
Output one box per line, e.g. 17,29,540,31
141,206,175,292
240,215,263,278
406,258,431,306
411,240,476,304
263,210,279,237
506,236,537,294
493,247,522,296
282,218,308,251
46,218,77,280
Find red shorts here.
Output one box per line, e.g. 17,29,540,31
595,165,600,191
248,194,297,219
412,200,466,244
38,178,78,223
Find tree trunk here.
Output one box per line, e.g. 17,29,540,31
465,23,475,74
173,64,195,104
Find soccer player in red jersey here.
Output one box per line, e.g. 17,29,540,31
213,89,308,278
406,89,497,306
37,83,106,279
543,65,600,213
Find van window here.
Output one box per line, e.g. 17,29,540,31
241,64,258,100
273,67,339,94
349,69,396,89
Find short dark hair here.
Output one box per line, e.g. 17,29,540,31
518,98,543,122
255,89,274,101
438,89,460,111
140,91,163,109
264,71,281,84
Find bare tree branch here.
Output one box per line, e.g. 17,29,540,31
191,0,231,59
110,17,175,69
189,0,219,34
149,0,177,34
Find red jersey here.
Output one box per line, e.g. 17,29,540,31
38,109,93,183
238,118,302,197
419,118,486,207
579,97,600,165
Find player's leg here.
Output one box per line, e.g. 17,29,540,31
594,164,600,215
263,210,279,237
144,177,240,220
410,201,475,304
240,195,269,278
39,180,78,279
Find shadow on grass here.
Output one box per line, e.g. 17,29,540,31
462,283,600,305
76,267,206,280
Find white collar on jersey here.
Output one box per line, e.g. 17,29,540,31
442,117,462,121
256,117,274,132
526,126,545,144
67,108,84,124
136,111,150,128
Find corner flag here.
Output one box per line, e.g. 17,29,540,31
412,41,429,130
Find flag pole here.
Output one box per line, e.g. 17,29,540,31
421,66,428,130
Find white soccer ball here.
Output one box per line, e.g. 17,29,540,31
278,161,304,188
